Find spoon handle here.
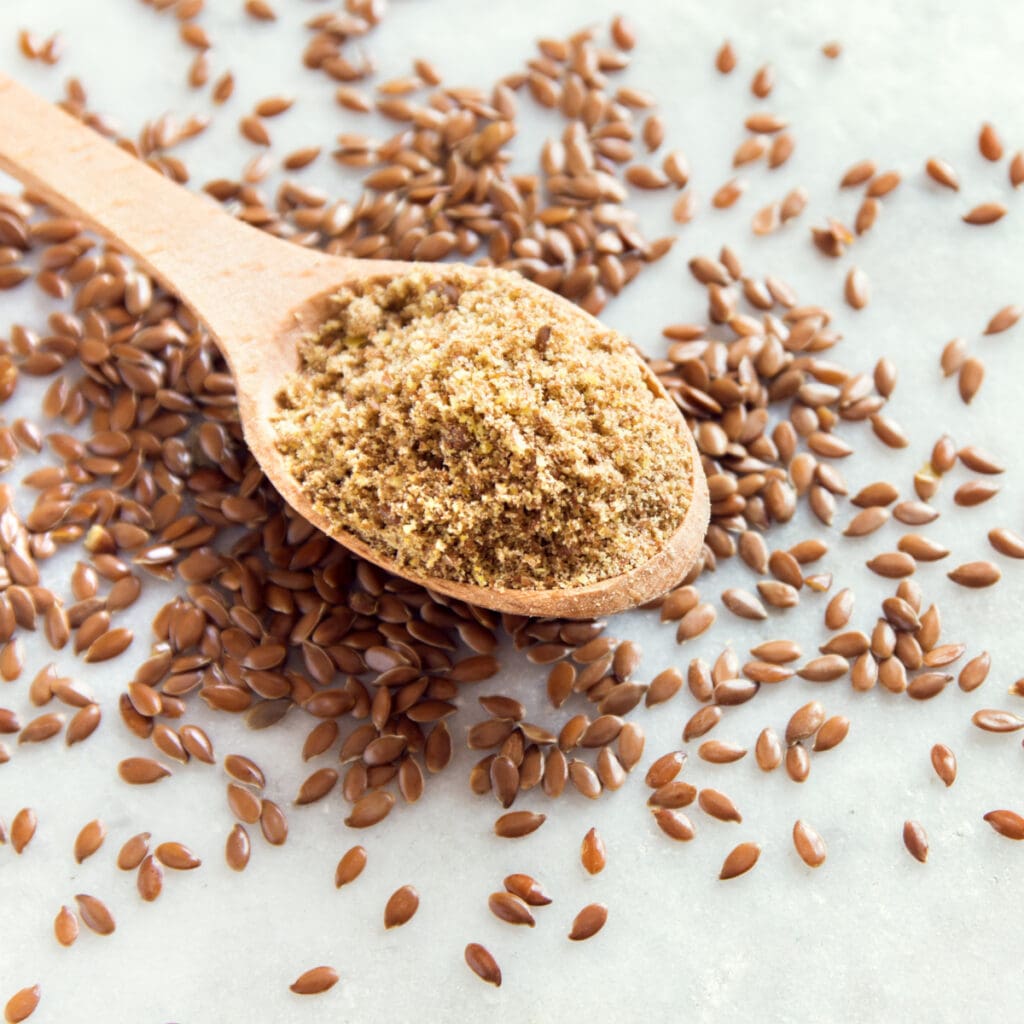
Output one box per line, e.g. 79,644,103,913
0,73,336,342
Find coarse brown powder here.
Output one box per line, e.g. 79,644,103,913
273,268,693,589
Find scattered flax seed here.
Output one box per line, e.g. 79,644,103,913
780,185,808,221
683,705,722,742
384,885,419,928
963,202,1007,225
581,827,606,874
652,807,696,841
958,446,1004,474
844,267,869,310
11,809,37,854
855,197,879,234
751,64,774,98
74,894,115,936
941,338,968,376
719,842,760,880
841,159,876,188
902,821,929,863
504,874,552,907
785,744,810,783
786,701,825,744
971,709,1024,733
494,810,546,838
989,528,1024,559
225,825,251,872
698,740,747,764
947,561,1000,588
755,729,783,771
769,132,795,168
745,112,787,134
155,842,201,870
345,791,394,829
73,819,106,863
568,902,608,941
274,269,694,589
698,788,742,823
712,178,746,209
978,122,1003,161
335,846,368,888
982,810,1024,840
792,821,827,868
953,480,998,506
3,985,40,1024
137,855,163,902
715,40,736,74
53,906,78,947
930,744,957,787
488,891,536,927
866,170,901,198
958,357,985,403
983,304,1022,335
465,943,502,987
290,967,339,996
117,833,151,872
925,157,959,190
1010,151,1024,187
645,750,686,788
118,757,171,785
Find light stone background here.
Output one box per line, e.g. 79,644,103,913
1,1,1024,1021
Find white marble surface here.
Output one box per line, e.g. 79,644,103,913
2,1,1024,1021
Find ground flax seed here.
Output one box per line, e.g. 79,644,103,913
273,267,693,589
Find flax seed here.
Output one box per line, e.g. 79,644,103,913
903,821,929,863
569,902,608,941
948,561,1000,588
503,873,551,907
484,888,537,929
74,894,115,935
698,788,741,823
290,967,338,996
792,820,827,867
652,807,696,841
972,709,1024,733
580,827,606,874
983,305,1021,335
841,159,876,187
494,810,545,838
118,757,171,785
464,943,501,987
925,157,959,190
683,705,722,742
383,885,419,928
982,810,1024,840
715,40,736,73
11,808,37,854
3,986,40,1023
719,842,760,880
73,819,106,863
54,905,78,947
963,202,1006,225
979,121,1003,161
930,744,957,787
698,740,747,764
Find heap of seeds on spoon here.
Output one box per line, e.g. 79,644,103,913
3,0,1024,1012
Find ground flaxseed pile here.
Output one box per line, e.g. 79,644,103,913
273,268,693,588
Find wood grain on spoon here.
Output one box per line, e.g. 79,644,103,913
0,73,708,618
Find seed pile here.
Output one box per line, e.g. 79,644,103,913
1,0,1023,1012
273,267,693,588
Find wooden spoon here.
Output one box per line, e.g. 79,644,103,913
0,74,708,618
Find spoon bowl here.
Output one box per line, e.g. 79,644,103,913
0,73,708,618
